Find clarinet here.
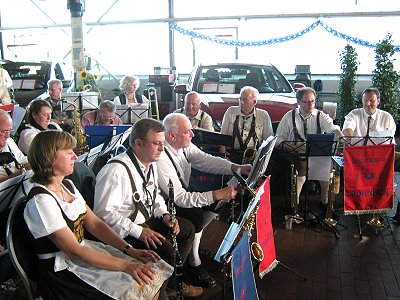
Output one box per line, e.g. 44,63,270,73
168,179,184,300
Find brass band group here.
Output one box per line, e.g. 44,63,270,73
0,78,398,299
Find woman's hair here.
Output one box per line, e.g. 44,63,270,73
119,75,140,91
29,130,76,185
27,99,52,123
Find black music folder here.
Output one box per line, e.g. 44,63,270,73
306,133,335,156
192,128,233,148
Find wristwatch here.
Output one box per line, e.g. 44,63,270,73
122,243,133,254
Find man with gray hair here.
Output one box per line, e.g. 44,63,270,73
220,86,274,163
157,112,251,288
81,100,123,129
174,91,215,131
45,79,72,131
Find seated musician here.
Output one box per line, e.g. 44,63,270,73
275,87,343,212
93,118,201,299
174,91,215,132
81,100,122,131
342,87,398,169
156,113,251,289
18,99,62,155
220,86,274,164
0,109,29,183
24,130,171,300
114,75,149,105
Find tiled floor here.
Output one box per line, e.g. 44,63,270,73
199,189,400,300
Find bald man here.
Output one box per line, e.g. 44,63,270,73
175,91,215,131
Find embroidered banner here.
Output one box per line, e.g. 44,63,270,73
344,144,394,215
231,230,259,300
255,176,278,278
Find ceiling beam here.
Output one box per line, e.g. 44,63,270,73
1,10,399,31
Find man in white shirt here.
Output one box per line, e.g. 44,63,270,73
275,87,343,209
157,113,251,288
343,87,396,138
0,110,29,183
94,118,201,299
220,86,274,163
175,91,215,131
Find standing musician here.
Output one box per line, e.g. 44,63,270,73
157,113,251,289
174,91,215,132
114,75,149,105
275,87,343,211
93,118,202,299
220,86,274,163
0,109,29,182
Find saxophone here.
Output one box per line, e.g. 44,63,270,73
242,136,258,165
325,171,340,226
168,179,183,300
68,101,88,153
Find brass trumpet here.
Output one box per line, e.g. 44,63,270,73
241,137,258,165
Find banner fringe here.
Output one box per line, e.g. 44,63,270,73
259,259,279,279
344,208,392,215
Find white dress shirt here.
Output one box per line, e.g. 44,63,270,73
0,138,28,179
156,142,234,208
94,152,168,239
275,108,340,146
342,108,396,137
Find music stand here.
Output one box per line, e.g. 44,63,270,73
0,171,32,214
116,104,149,124
229,136,277,223
62,92,99,112
84,125,131,149
283,134,339,238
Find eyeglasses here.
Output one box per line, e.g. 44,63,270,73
0,129,13,136
300,100,315,105
141,138,165,147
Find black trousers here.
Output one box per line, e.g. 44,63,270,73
125,217,195,267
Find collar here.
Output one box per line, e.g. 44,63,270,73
188,109,203,121
239,108,256,118
362,109,377,120
131,150,151,174
297,107,317,119
164,141,188,158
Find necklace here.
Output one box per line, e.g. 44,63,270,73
48,184,65,201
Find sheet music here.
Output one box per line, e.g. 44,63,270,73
62,92,99,111
116,104,149,124
308,157,332,181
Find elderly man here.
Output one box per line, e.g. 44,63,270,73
275,87,343,209
175,91,214,131
93,118,201,299
81,100,123,129
220,86,274,163
157,113,251,288
0,109,29,183
45,79,72,131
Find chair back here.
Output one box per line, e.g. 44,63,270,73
6,196,38,300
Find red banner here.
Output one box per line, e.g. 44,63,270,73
344,144,394,215
256,176,278,278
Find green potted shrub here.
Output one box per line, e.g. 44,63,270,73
338,44,359,126
372,33,400,122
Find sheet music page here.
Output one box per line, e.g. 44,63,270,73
308,156,331,181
